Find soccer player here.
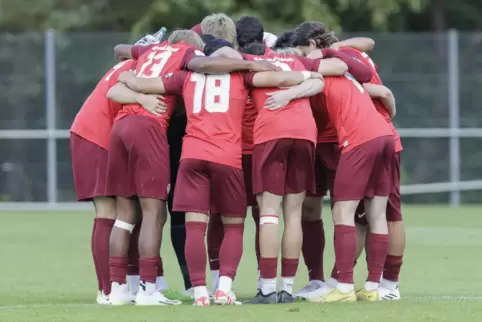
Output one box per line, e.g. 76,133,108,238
104,30,211,306
70,58,158,305
200,13,238,47
339,48,403,301
294,21,395,303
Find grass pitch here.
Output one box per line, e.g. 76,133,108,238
1,205,481,321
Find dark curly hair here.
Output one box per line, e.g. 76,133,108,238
272,30,294,50
292,21,339,48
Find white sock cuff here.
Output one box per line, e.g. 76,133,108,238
114,220,135,233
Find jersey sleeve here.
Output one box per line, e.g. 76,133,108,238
162,71,188,95
180,47,206,70
243,72,255,89
329,48,372,83
131,44,157,59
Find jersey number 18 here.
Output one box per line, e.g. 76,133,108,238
190,73,231,113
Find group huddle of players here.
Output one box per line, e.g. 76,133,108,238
70,13,405,307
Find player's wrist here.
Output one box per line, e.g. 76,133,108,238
301,71,311,81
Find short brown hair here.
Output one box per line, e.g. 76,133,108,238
168,30,205,49
201,13,238,47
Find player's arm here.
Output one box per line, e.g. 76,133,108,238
330,37,375,52
106,83,165,116
114,44,133,61
297,55,347,77
264,79,325,110
249,71,323,88
364,83,396,118
114,44,155,61
117,71,167,94
181,47,277,74
327,48,372,83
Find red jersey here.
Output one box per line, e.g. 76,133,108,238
342,48,402,152
243,52,317,145
323,74,393,152
70,59,136,150
242,97,257,154
117,41,203,132
161,71,249,169
131,44,157,60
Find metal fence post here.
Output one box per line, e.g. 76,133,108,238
448,29,460,206
45,29,58,204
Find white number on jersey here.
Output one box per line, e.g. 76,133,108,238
190,73,231,113
344,72,364,93
104,60,130,82
272,61,292,71
360,52,376,69
137,50,173,78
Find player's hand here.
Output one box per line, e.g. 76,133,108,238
249,61,278,72
118,71,135,83
137,94,167,117
264,90,293,110
307,50,323,59
310,72,324,80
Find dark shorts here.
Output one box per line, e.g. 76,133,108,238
105,115,170,200
308,143,340,197
70,133,110,201
173,159,247,217
252,139,315,196
333,136,394,201
355,152,402,224
242,154,257,207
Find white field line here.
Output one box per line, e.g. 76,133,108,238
1,296,482,309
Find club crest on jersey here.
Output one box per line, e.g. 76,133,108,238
165,72,173,78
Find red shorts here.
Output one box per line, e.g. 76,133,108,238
308,143,340,197
105,115,170,200
242,154,257,207
333,136,394,201
70,133,110,201
252,138,315,195
173,159,247,217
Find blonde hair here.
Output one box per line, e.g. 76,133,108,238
276,47,303,56
201,13,238,47
168,30,205,49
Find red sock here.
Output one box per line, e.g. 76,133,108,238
91,220,102,291
94,218,115,294
281,258,299,277
139,257,160,283
207,215,223,271
109,256,128,284
366,233,389,282
259,257,277,279
185,222,208,287
334,225,357,284
383,255,403,282
127,224,140,276
252,207,261,267
219,224,244,279
302,219,325,281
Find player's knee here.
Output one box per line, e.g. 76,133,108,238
186,212,209,223
259,214,279,226
93,197,116,219
302,198,322,222
114,220,136,233
221,216,245,225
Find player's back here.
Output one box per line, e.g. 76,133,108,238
243,52,317,145
71,59,136,149
324,74,392,150
181,71,249,168
119,41,196,130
